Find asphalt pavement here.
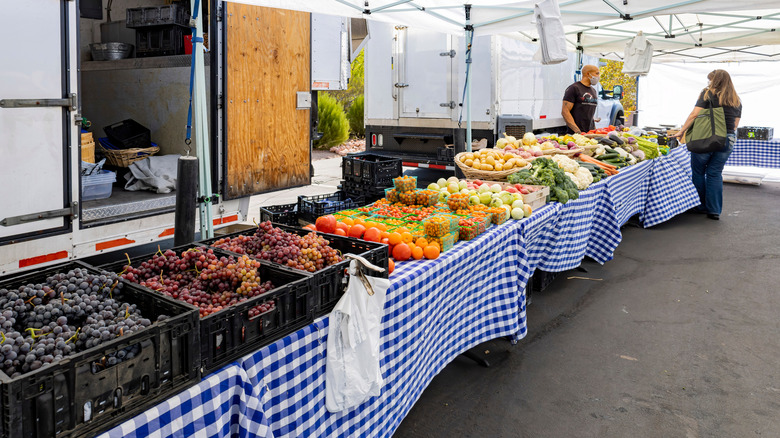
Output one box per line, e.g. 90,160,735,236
394,180,780,438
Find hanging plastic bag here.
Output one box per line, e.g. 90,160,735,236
325,255,389,412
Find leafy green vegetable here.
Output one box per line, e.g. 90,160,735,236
508,157,579,204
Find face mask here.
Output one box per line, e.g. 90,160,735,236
590,75,599,86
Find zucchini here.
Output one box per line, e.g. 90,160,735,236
598,137,616,146
596,153,620,160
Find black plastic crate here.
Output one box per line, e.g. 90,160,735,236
532,270,559,294
136,25,189,57
97,245,313,374
436,146,455,162
259,203,299,226
737,126,773,140
200,223,389,315
341,180,388,205
342,153,403,187
298,191,364,223
0,261,199,438
102,119,151,150
126,4,190,28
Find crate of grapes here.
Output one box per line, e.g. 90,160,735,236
200,222,389,316
98,244,313,374
0,261,199,438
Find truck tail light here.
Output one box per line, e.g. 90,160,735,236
371,134,377,146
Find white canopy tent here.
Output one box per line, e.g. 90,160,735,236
204,1,780,147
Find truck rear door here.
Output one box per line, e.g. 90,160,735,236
0,0,78,243
396,27,453,119
218,2,311,200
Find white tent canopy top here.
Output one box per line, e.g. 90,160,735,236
237,0,780,62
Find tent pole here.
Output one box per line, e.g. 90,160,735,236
576,32,583,81
465,4,473,153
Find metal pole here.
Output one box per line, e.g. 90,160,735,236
465,4,473,153
174,156,198,246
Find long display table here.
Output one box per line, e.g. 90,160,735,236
725,138,780,168
99,146,699,438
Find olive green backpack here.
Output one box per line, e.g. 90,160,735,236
684,96,727,153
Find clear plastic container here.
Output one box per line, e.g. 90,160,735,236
82,170,116,201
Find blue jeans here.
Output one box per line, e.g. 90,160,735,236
690,134,735,215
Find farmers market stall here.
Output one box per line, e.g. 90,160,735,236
97,143,701,438
726,139,780,169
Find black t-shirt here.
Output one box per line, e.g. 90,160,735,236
563,81,598,133
695,90,742,133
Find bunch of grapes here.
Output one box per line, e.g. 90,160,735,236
0,268,160,378
211,221,344,273
120,248,275,318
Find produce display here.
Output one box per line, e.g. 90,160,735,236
508,157,580,204
457,146,531,172
0,267,157,377
121,248,277,317
210,222,343,273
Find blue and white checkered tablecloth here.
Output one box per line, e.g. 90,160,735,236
726,139,780,168
98,364,272,438
642,148,701,228
238,219,526,438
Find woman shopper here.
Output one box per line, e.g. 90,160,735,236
672,70,742,220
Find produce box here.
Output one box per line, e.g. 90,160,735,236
468,179,550,211
393,176,417,193
398,190,417,205
342,153,403,187
259,203,298,226
423,216,454,238
425,231,458,253
98,244,312,374
0,261,199,438
384,188,399,203
415,190,439,207
298,191,363,223
737,126,773,140
488,207,510,225
199,223,388,322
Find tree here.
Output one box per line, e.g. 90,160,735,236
599,59,637,115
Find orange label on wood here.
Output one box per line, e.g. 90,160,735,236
19,251,69,268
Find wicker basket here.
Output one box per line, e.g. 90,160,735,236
81,140,96,163
97,140,160,167
541,147,584,156
454,152,531,181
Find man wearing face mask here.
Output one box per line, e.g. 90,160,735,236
562,65,601,134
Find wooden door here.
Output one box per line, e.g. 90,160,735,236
223,3,310,199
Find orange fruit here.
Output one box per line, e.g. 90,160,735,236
354,218,365,227
387,232,403,246
395,226,410,235
388,259,395,275
342,217,354,226
423,245,440,260
303,224,317,231
412,246,424,260
380,231,391,240
348,224,366,239
415,237,429,248
363,227,382,242
374,222,388,232
400,231,414,244
336,222,349,232
428,240,441,251
334,228,347,236
392,243,412,261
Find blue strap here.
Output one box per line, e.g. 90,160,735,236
185,0,202,145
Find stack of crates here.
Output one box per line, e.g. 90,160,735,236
126,4,191,57
341,153,403,204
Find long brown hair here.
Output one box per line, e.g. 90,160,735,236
704,69,740,107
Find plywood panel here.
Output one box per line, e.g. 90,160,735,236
225,3,310,199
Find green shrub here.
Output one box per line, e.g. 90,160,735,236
315,93,349,149
347,95,365,138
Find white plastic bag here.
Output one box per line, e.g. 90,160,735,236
325,255,389,412
533,0,568,65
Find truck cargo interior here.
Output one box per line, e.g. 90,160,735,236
78,0,207,226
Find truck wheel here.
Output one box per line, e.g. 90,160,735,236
614,110,625,127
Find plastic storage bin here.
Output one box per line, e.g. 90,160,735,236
82,170,116,201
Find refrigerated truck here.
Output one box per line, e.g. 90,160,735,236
363,23,602,170
0,2,363,276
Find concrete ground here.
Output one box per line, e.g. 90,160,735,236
246,157,780,437
394,181,780,438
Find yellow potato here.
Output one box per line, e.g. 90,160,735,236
494,163,504,171
485,156,496,166
503,152,514,161
482,164,494,171
473,159,481,168
465,152,475,160
465,158,474,167
459,154,468,163
505,158,515,168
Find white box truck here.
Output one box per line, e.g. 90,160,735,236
0,2,359,275
363,23,612,169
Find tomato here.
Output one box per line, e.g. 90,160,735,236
315,215,337,234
